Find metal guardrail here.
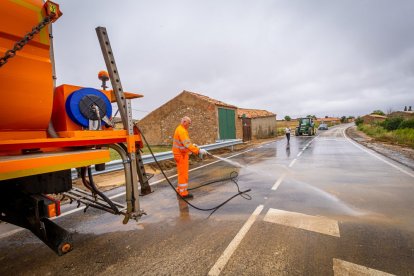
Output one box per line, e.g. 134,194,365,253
71,139,242,179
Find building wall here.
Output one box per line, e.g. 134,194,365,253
388,111,414,120
362,115,386,124
251,116,277,139
138,93,219,145
236,118,243,139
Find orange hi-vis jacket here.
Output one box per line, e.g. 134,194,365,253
172,124,199,196
172,124,200,155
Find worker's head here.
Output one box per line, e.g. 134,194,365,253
181,116,192,129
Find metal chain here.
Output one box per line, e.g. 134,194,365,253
0,15,53,67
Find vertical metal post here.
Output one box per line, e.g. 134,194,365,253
95,27,142,219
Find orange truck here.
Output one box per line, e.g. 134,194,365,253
0,0,150,255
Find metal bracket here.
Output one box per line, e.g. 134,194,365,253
96,26,142,217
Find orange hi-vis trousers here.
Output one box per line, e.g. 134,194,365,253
174,153,189,196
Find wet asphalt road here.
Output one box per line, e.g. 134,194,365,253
0,124,413,275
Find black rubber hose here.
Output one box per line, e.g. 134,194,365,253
136,126,251,216
87,166,120,214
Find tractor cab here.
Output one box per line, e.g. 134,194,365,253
295,117,316,136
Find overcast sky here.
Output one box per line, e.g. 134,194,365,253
53,0,414,119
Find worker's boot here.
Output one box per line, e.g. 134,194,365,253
181,192,194,199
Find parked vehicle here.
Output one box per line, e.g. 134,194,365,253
318,123,328,130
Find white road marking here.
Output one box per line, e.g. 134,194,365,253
288,158,297,167
333,258,395,276
263,208,340,237
297,151,303,157
272,173,286,191
0,228,23,239
342,128,414,178
208,205,264,276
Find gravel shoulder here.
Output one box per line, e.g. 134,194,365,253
346,125,414,170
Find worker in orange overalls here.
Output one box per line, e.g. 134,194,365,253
172,116,207,199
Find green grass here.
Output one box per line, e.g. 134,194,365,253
358,124,414,148
276,128,286,136
109,145,171,160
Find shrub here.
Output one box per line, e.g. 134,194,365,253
355,117,364,126
371,110,385,116
381,117,403,131
399,118,414,129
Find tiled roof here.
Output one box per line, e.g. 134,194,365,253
182,90,237,109
237,108,276,118
365,114,387,118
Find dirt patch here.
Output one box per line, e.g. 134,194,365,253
346,126,414,170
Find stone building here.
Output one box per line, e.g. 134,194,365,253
316,117,341,125
237,108,277,141
137,90,240,145
361,114,387,124
388,111,414,120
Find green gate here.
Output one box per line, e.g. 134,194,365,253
218,108,236,140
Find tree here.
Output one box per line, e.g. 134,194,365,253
371,110,385,116
340,116,347,123
284,115,291,121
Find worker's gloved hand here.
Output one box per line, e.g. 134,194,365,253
198,149,208,159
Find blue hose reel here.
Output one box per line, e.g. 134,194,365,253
65,88,112,128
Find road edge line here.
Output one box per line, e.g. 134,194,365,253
342,127,414,178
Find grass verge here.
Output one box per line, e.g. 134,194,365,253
109,145,171,160
358,124,414,148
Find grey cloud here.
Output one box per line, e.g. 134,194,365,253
53,0,414,119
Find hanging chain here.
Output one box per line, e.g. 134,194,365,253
0,14,54,67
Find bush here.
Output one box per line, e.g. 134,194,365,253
399,118,414,129
381,117,403,131
371,110,385,116
355,117,364,126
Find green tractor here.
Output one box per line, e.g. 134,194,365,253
295,117,316,136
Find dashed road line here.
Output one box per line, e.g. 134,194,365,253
208,205,264,276
333,258,395,276
263,208,340,237
288,158,297,167
272,173,286,190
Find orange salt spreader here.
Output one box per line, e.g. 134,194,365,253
0,0,151,255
